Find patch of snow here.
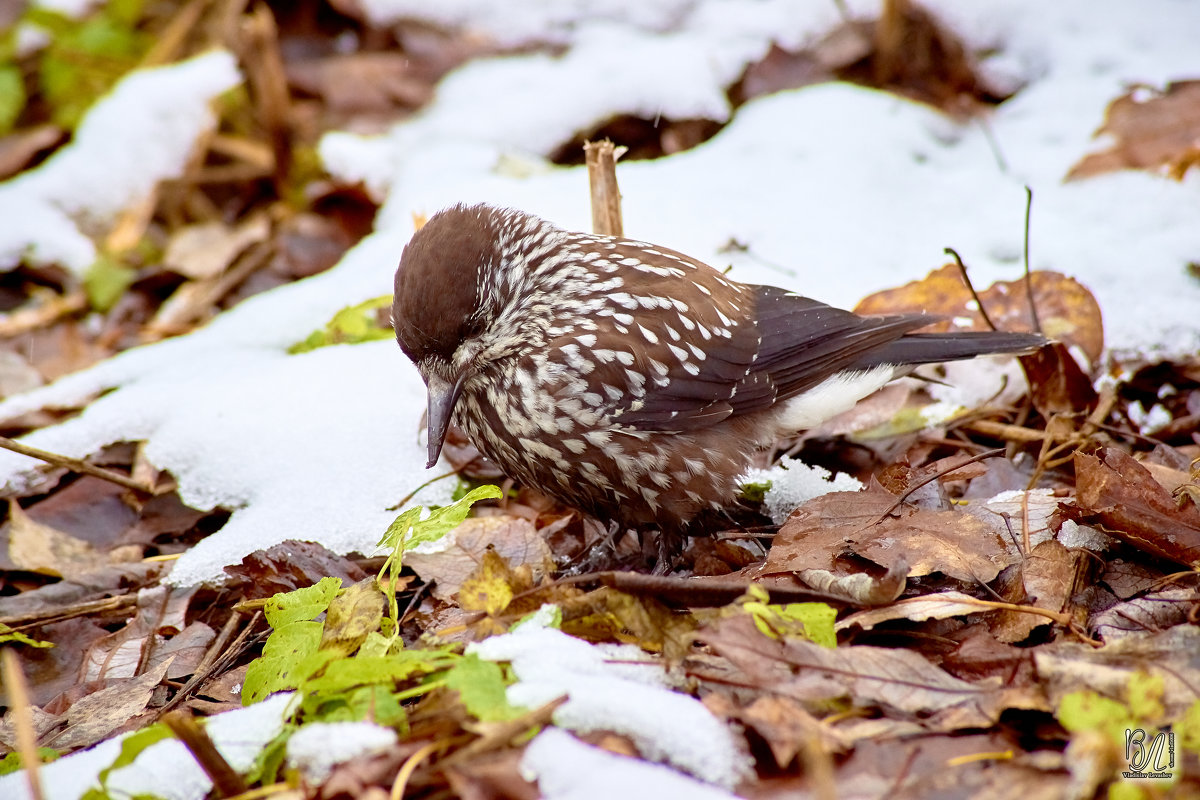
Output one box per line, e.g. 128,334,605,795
1127,399,1173,435
1057,519,1113,552
286,722,398,783
0,693,297,800
522,727,742,800
0,50,241,273
742,457,864,525
470,618,751,788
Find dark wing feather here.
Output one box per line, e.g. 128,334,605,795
734,286,932,408
568,243,1040,434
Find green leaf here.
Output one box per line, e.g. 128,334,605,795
0,748,60,775
381,485,504,553
0,622,55,648
83,254,136,312
741,587,837,647
1177,699,1200,755
1127,671,1165,723
38,12,149,130
772,602,838,648
243,726,292,786
264,577,341,628
243,624,333,705
288,296,394,354
445,653,523,722
302,653,448,694
0,66,26,135
738,479,770,504
1057,690,1135,743
377,485,502,625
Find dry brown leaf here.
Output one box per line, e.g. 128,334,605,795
988,540,1078,643
1089,586,1195,642
1067,79,1200,181
855,265,1105,364
766,484,1015,584
739,695,849,768
286,53,433,113
1067,448,1200,566
1035,625,1200,719
699,615,1045,728
0,124,65,181
52,657,173,750
406,515,553,600
836,590,995,633
163,216,271,280
148,621,216,680
6,502,101,579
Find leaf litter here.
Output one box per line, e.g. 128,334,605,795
0,1,1199,799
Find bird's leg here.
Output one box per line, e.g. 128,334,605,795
560,519,628,576
650,528,685,576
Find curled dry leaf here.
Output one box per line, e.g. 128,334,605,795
1067,79,1200,181
855,265,1105,364
1066,448,1200,566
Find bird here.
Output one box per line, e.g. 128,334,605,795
392,204,1044,566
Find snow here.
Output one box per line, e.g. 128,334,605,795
2,2,1197,796
0,2,1195,590
0,693,297,800
471,610,752,788
286,722,399,783
742,458,864,525
522,727,743,800
0,50,241,274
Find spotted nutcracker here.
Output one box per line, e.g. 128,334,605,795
392,204,1044,562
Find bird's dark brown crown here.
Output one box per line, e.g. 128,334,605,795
392,204,498,367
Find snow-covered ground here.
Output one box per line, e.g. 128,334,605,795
1,2,1198,796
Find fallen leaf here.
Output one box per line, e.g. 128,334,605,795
406,515,553,600
855,265,1105,364
988,540,1078,643
51,657,173,750
6,502,101,579
699,615,1044,728
1067,449,1200,566
1067,79,1200,181
766,483,1014,584
1089,586,1194,642
162,216,270,281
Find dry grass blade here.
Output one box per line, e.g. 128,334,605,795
1,649,45,800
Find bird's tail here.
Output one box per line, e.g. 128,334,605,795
852,331,1046,369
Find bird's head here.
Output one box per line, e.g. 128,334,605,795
393,204,565,467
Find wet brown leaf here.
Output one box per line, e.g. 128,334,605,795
224,540,369,599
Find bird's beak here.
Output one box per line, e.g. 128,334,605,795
424,370,467,469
